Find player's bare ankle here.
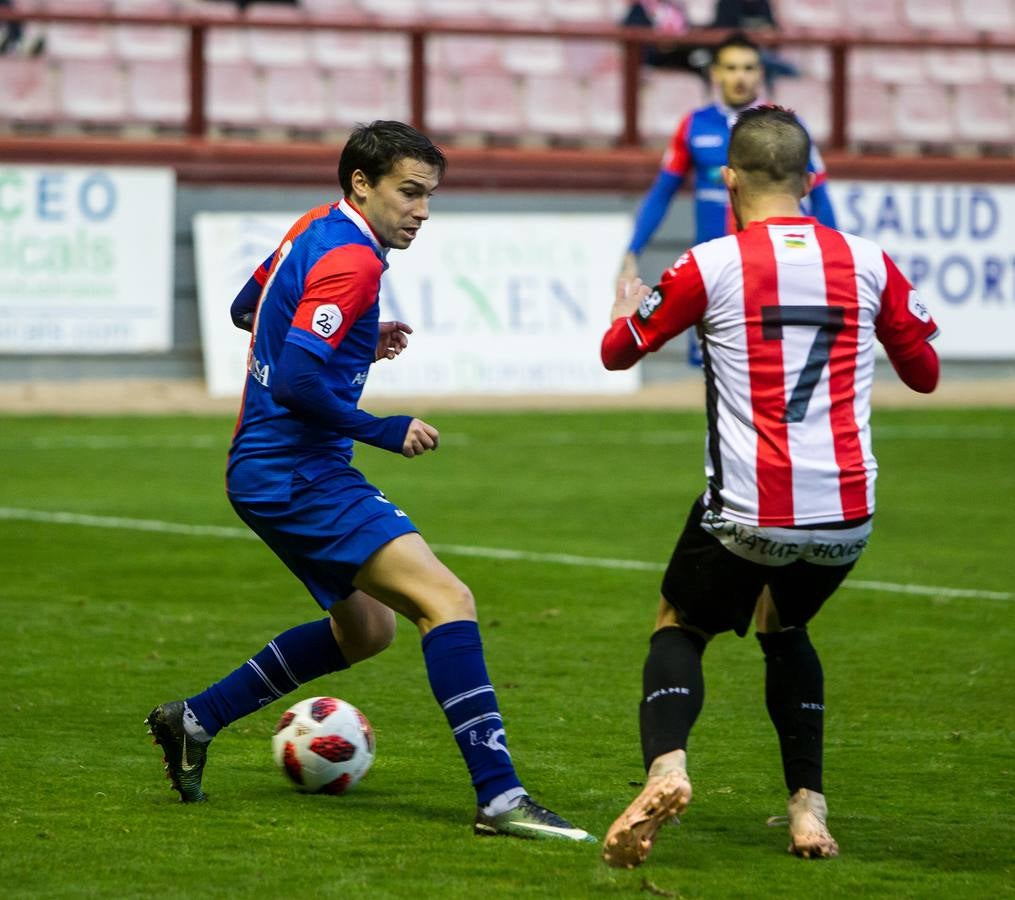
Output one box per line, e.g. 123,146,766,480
647,749,687,780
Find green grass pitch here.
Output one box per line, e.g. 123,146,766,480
1,408,1012,898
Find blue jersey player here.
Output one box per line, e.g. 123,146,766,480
146,121,593,843
619,33,836,298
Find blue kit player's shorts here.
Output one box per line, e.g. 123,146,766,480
229,466,418,609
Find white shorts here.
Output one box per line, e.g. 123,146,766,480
699,508,872,568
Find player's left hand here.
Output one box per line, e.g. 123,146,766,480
376,320,412,361
611,277,651,322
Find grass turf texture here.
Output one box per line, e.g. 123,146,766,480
0,408,1012,899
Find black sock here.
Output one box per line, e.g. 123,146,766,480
639,627,706,771
757,628,824,794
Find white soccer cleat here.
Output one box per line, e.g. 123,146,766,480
602,769,692,868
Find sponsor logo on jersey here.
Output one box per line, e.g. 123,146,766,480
249,354,270,387
351,370,368,386
692,134,724,148
637,287,664,321
783,233,807,249
311,303,343,338
907,289,931,323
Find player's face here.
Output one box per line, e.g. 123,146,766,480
712,47,762,108
353,157,440,250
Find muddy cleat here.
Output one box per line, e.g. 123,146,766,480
474,796,596,842
145,701,210,803
787,788,838,859
602,770,692,868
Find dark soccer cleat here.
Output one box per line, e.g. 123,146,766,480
474,795,596,842
145,700,210,803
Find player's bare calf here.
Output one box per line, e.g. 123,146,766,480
787,788,838,859
602,752,692,868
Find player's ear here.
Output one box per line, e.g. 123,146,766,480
349,168,371,203
721,166,737,192
804,171,817,196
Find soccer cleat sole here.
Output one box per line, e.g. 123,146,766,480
602,772,692,868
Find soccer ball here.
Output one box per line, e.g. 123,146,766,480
271,696,375,794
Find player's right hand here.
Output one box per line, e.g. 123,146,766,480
402,418,439,457
616,251,639,295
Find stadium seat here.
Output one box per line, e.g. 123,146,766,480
486,0,548,25
585,70,622,136
309,30,376,69
563,39,620,76
427,35,504,73
781,47,831,82
773,0,842,30
954,83,1014,142
521,73,587,137
846,80,898,144
957,0,1015,32
682,0,716,25
987,50,1015,84
207,61,261,127
547,0,608,24
0,56,57,124
58,59,128,124
301,0,356,18
246,3,310,67
112,0,186,62
834,0,906,33
893,83,956,142
639,70,708,141
374,33,409,69
850,48,925,84
902,0,965,32
43,0,113,61
356,0,421,19
328,67,408,127
502,37,566,75
127,58,187,125
458,72,524,134
774,77,830,144
424,0,492,19
923,49,987,85
263,65,328,129
206,24,248,65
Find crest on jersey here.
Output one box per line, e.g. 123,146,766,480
907,289,930,322
783,233,807,249
311,304,343,338
637,287,664,321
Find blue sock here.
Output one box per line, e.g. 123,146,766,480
186,618,348,737
421,620,523,806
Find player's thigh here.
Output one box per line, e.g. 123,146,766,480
766,559,856,629
329,590,397,663
660,499,768,637
353,532,476,631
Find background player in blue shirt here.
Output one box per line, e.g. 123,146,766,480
146,121,593,843
618,33,837,289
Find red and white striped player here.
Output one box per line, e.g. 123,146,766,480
599,106,939,869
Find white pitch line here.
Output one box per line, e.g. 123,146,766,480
0,506,1010,602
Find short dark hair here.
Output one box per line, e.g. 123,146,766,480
728,105,810,194
338,120,447,196
712,32,761,65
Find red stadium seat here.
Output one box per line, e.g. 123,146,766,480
309,31,376,70
112,0,186,62
263,65,328,129
207,61,261,128
521,73,587,136
639,70,708,141
206,24,248,65
302,0,362,17
458,72,524,134
893,83,956,142
43,0,113,60
849,48,925,84
425,0,493,19
846,80,898,144
954,83,1014,142
774,0,842,30
127,58,187,125
902,0,967,32
58,59,128,125
957,0,1015,32
502,37,566,75
427,35,504,73
987,50,1015,83
547,0,608,24
774,77,830,144
833,0,906,33
586,70,622,136
0,56,57,123
923,49,987,85
781,47,831,82
356,0,421,19
682,0,716,26
247,3,310,67
563,39,620,76
328,67,409,127
487,0,548,25
374,33,410,69
423,70,462,132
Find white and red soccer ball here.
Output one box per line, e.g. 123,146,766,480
271,696,375,794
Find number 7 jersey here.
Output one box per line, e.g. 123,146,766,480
627,217,939,527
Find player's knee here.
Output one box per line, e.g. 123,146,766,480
432,578,477,623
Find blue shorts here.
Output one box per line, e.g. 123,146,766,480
229,467,418,609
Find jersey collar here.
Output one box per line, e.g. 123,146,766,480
749,216,819,227
338,198,388,259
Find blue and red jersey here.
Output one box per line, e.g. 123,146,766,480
227,199,400,502
628,101,836,253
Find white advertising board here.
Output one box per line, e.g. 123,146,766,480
828,181,1015,359
194,211,639,397
0,165,175,353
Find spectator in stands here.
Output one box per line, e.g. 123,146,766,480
621,0,711,75
0,0,24,55
710,0,798,86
